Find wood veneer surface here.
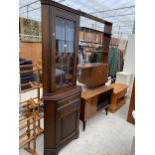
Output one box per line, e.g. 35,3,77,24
81,85,112,100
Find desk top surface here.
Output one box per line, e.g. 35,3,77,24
81,85,112,100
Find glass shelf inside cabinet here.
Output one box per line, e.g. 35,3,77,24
55,17,75,89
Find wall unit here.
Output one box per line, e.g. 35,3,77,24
79,27,103,44
41,1,112,154
79,27,103,63
41,1,81,155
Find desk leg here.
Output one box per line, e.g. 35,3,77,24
105,108,108,115
83,121,86,131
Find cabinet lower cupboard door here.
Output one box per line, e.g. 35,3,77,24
43,86,81,155
56,98,80,145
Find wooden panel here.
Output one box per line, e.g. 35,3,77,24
81,85,112,100
41,0,112,25
79,63,109,88
44,86,81,155
109,96,126,113
58,98,80,117
102,33,111,63
20,42,42,65
110,83,128,94
85,96,98,119
127,79,135,125
109,83,128,113
61,112,77,139
80,85,113,121
92,64,109,87
56,94,80,146
44,100,57,148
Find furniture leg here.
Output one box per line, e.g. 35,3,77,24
83,121,86,131
105,107,108,115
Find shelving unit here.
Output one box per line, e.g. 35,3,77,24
79,27,105,63
41,1,112,154
19,99,37,155
19,62,44,154
109,83,128,113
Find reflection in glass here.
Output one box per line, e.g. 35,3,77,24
55,17,75,89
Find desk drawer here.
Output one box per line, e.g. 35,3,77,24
57,98,80,117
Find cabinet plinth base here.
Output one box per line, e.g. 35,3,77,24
44,132,79,155
44,148,58,155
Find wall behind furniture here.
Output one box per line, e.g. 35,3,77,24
19,42,42,65
123,34,135,74
123,34,135,97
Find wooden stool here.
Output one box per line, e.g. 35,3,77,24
109,83,128,113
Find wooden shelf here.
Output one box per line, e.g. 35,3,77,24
109,83,128,113
109,96,126,112
19,62,43,154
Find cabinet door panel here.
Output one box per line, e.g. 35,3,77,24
56,98,80,145
51,7,79,91
55,17,75,89
60,111,77,139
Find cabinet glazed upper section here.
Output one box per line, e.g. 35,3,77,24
41,4,80,93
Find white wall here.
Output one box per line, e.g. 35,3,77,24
123,34,135,97
123,34,135,74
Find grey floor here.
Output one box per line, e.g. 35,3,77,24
19,97,135,155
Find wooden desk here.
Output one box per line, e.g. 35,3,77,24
109,83,128,113
80,85,113,131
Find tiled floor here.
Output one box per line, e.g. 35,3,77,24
20,97,134,155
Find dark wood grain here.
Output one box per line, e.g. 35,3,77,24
41,0,112,25
41,2,81,155
41,4,52,94
127,79,135,125
41,1,112,154
78,63,109,88
44,86,81,155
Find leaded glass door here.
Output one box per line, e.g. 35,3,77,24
55,17,75,89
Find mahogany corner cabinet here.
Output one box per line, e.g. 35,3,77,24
41,1,81,155
41,0,112,154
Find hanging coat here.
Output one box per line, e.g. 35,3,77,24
108,47,119,77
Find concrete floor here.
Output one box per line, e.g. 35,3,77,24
20,97,134,155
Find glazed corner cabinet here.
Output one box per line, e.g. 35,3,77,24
41,0,112,154
41,1,81,155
